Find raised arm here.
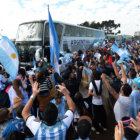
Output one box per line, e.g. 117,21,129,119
112,62,121,79
120,64,127,84
57,85,75,112
22,82,40,121
101,73,119,100
131,60,138,73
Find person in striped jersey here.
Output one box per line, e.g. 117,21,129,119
121,65,136,89
22,82,75,140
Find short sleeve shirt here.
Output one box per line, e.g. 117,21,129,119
114,94,131,122
26,110,74,139
89,81,103,105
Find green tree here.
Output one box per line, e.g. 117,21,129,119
79,20,120,35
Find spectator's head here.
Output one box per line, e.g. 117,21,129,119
43,103,58,125
74,92,88,116
3,72,9,79
92,70,101,80
128,69,136,79
13,79,24,99
18,68,26,80
16,106,24,118
53,90,63,105
116,65,121,72
121,83,132,97
69,72,76,80
99,58,105,68
6,131,25,140
66,49,70,53
37,71,46,83
59,59,62,65
77,116,92,139
37,61,43,67
0,108,9,123
122,117,138,140
25,65,31,71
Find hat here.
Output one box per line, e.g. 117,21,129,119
134,77,140,89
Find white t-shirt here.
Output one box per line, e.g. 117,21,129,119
114,94,131,122
89,80,103,105
26,110,74,139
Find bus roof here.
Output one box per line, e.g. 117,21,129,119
19,20,104,32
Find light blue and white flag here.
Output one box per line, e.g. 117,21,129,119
111,44,119,53
102,40,106,48
0,36,19,80
48,8,60,74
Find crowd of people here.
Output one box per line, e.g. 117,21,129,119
0,40,140,140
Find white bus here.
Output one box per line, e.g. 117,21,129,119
15,20,105,65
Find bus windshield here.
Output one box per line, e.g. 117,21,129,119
16,22,43,41
16,42,42,64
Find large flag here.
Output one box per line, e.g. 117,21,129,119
111,44,119,53
111,44,130,61
48,8,60,74
0,36,19,80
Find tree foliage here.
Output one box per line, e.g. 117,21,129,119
79,20,121,35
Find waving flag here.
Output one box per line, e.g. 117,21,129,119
102,40,106,48
48,8,60,74
111,44,119,53
0,36,19,80
111,44,130,61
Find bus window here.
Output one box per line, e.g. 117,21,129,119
64,25,71,36
74,27,80,37
86,29,93,37
16,42,42,63
16,22,43,41
79,28,86,37
44,23,63,45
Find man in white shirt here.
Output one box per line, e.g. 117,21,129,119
101,73,132,122
22,83,75,140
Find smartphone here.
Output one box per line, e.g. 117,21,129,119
122,119,131,128
55,85,59,89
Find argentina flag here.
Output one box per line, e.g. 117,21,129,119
110,44,119,53
0,36,19,80
48,8,60,74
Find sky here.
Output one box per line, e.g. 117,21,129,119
0,0,140,39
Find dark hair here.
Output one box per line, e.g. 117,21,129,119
25,65,31,71
16,106,24,118
129,69,136,79
122,84,132,97
122,117,138,140
92,70,101,80
13,79,24,99
59,59,62,64
43,103,58,125
37,72,46,83
0,108,9,123
74,92,89,116
6,131,25,140
18,68,26,80
77,119,91,139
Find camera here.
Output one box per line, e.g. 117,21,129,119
55,85,59,89
122,119,131,128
